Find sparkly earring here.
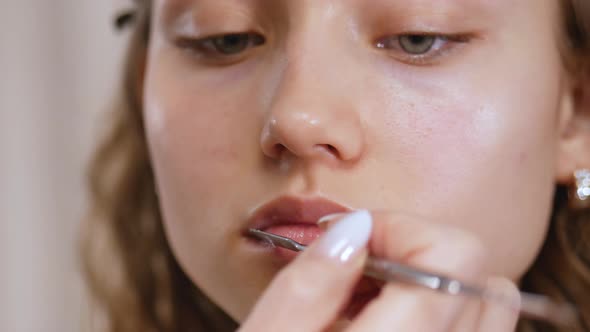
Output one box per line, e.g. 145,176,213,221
569,169,590,209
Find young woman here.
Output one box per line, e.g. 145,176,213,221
83,0,590,331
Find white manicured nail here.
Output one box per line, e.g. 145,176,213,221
315,210,372,263
317,212,349,225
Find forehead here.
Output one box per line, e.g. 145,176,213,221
154,0,557,32
156,0,510,14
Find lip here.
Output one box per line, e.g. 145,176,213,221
246,195,352,233
244,196,380,313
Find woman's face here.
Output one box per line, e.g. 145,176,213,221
144,0,571,322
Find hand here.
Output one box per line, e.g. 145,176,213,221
239,210,521,332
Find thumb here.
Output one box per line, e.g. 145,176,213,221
239,210,373,332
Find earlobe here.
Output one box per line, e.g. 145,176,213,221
555,78,590,184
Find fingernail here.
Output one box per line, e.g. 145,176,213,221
317,211,359,231
315,210,372,263
317,212,349,225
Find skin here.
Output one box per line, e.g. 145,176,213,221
142,0,589,329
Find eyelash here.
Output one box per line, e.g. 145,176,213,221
375,34,471,65
175,32,470,66
175,32,266,64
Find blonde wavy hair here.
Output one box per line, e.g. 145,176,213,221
82,1,590,331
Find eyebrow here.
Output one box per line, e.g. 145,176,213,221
368,0,503,16
359,0,505,32
159,0,257,17
158,0,260,28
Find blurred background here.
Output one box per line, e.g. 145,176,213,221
0,1,129,331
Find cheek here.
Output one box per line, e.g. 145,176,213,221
142,51,282,318
142,52,263,262
143,61,258,194
367,62,562,277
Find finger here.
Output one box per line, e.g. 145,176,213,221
477,277,521,332
239,210,372,332
346,211,488,332
368,211,488,278
349,286,470,331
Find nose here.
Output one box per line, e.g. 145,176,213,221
260,61,365,165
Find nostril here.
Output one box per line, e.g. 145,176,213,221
325,144,338,155
315,144,340,159
272,144,286,158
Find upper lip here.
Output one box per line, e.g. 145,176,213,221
246,195,351,231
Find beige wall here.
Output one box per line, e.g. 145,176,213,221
0,1,127,331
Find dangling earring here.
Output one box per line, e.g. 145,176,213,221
569,169,590,209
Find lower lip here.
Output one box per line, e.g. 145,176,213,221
257,224,322,260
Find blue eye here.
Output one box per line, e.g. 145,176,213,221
398,35,437,54
377,34,448,55
376,34,470,65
